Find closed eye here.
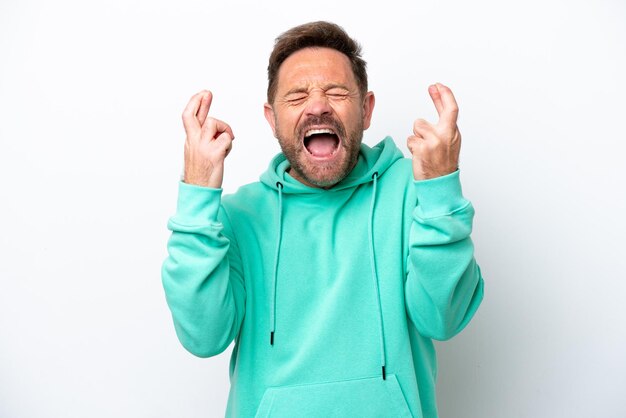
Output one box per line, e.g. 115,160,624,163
326,88,354,101
284,94,308,105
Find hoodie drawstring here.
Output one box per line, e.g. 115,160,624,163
368,172,387,380
269,175,388,380
270,181,283,346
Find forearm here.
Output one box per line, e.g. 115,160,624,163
405,170,484,340
161,182,245,357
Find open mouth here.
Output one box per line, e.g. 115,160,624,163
303,128,340,157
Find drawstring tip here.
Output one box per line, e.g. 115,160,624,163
382,366,386,380
270,331,274,345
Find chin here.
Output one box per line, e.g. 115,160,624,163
294,155,357,188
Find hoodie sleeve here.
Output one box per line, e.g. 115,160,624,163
404,170,484,341
161,182,245,357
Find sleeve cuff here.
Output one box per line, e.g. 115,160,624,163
173,181,223,224
413,170,469,218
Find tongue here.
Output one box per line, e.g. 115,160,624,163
306,134,337,157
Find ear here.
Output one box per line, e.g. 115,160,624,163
362,91,375,130
264,103,277,135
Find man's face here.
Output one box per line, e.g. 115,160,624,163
264,47,375,188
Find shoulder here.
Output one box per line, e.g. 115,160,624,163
379,157,413,185
376,158,417,209
387,157,412,173
221,181,275,217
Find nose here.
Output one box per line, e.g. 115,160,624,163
305,90,332,117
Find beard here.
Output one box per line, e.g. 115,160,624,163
274,114,364,188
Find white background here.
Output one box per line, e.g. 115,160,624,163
1,0,625,417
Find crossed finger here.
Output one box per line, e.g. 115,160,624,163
182,90,212,135
201,117,235,141
196,91,213,126
428,83,459,126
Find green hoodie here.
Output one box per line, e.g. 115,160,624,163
162,137,484,418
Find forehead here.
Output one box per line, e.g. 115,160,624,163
275,47,357,93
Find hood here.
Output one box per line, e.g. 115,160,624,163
260,137,404,193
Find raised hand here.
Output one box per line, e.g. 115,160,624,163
182,90,234,188
407,83,461,180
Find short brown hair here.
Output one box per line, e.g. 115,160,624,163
267,21,368,104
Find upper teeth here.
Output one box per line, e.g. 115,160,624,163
305,128,335,137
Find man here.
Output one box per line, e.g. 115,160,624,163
162,21,484,418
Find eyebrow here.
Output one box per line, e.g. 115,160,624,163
324,83,351,91
284,87,309,96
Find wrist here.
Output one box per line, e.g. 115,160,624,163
184,164,223,188
412,165,459,181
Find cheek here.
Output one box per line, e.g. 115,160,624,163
340,108,363,129
277,110,301,130
339,101,362,118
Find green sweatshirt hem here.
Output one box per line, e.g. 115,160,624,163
173,181,223,224
413,170,468,219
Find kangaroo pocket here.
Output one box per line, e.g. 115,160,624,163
254,374,413,418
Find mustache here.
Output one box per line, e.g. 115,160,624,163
297,115,346,140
